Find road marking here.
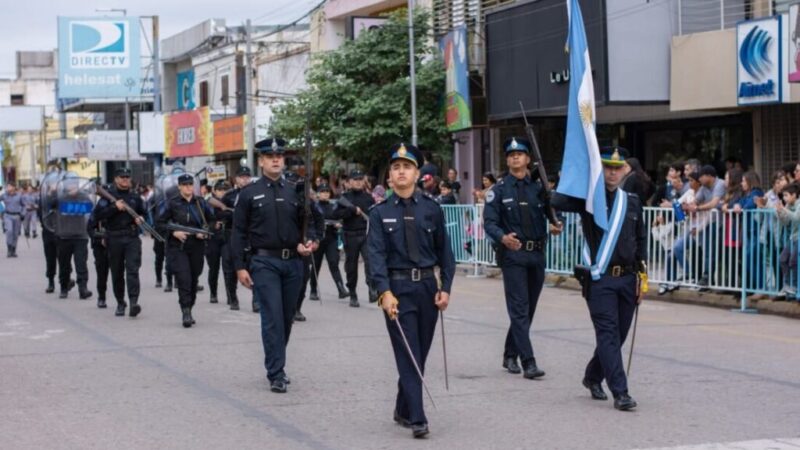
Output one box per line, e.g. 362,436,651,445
640,437,800,449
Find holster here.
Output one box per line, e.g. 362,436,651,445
574,264,591,299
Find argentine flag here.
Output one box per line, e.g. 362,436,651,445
556,0,608,230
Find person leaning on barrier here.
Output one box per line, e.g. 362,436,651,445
483,137,562,379
551,146,647,411
776,182,800,299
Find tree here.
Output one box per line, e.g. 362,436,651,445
272,8,448,177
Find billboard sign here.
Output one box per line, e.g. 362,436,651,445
206,165,227,183
440,26,472,131
737,16,782,105
58,16,142,99
138,112,166,154
165,107,213,158
87,130,146,161
213,116,246,153
177,70,196,110
348,17,388,40
789,4,800,83
50,138,89,159
0,106,44,132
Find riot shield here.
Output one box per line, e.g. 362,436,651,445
39,171,62,233
55,176,96,239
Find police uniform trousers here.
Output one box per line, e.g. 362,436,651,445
91,239,109,299
384,276,439,426
153,238,167,284
297,255,312,313
58,238,89,289
42,228,59,281
23,210,37,236
344,231,371,292
3,213,22,247
205,235,225,298
219,236,238,305
169,238,205,308
251,254,303,382
107,233,142,304
501,249,546,363
584,273,637,397
310,232,344,292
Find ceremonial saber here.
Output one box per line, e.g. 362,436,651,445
627,305,639,377
394,318,437,410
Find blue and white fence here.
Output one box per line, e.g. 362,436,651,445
441,204,800,311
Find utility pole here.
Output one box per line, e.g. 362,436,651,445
244,19,255,173
125,97,131,166
407,0,419,146
152,16,161,113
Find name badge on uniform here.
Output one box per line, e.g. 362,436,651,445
502,198,514,204
253,194,265,200
276,198,284,202
383,218,397,223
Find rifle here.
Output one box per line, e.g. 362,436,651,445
165,222,214,237
519,101,560,226
95,184,165,243
207,196,233,212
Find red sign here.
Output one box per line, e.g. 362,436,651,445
213,116,246,154
165,107,212,158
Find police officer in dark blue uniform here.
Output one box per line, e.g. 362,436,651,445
88,208,110,309
205,180,231,304
483,137,561,379
92,167,146,317
368,143,456,439
309,183,349,300
551,147,646,411
333,169,375,307
230,138,322,393
220,166,255,312
156,174,216,328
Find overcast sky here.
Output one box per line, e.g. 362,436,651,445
0,0,321,77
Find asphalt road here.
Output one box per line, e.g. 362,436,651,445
2,237,799,449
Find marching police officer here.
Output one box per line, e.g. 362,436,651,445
221,166,254,312
205,180,230,304
39,171,64,294
368,143,455,439
1,183,24,257
309,183,349,300
157,174,215,328
88,209,110,308
91,168,146,317
53,176,94,300
551,147,647,411
483,137,560,379
333,169,375,307
231,138,322,393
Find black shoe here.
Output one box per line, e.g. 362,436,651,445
393,411,411,428
97,298,107,309
182,308,193,328
129,300,141,318
45,279,55,294
582,378,608,400
59,290,68,299
281,374,291,385
210,295,218,304
309,290,319,301
294,311,306,322
349,297,360,308
197,285,204,292
270,378,287,393
230,301,240,311
502,357,521,374
78,287,93,300
368,288,379,303
614,393,637,411
336,282,349,299
68,279,76,291
164,283,173,293
252,300,260,313
115,303,126,316
190,307,196,324
522,360,545,379
411,423,429,439
155,281,162,288
32,232,37,238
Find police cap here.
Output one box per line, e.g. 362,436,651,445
389,143,423,168
503,137,531,154
255,137,286,155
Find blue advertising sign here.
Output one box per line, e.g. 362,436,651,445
177,70,196,110
57,16,141,99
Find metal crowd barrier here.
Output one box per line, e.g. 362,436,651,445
441,204,800,312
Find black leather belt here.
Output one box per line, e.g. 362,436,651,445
106,228,138,237
255,248,298,260
389,267,436,282
607,265,637,277
521,239,546,252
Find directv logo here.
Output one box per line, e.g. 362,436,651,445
69,21,129,69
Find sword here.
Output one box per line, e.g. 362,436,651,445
440,310,449,391
626,305,639,377
393,318,437,410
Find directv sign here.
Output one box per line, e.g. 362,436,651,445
57,16,141,99
737,16,782,105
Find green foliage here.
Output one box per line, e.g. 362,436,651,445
272,8,448,176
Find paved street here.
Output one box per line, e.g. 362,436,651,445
2,238,800,450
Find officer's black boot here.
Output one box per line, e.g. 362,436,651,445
45,278,55,294
115,301,126,317
181,307,193,328
309,289,319,301
6,245,12,258
210,294,218,304
349,292,360,308
336,281,349,299
230,295,240,311
613,393,637,411
10,246,17,257
252,299,260,313
502,356,521,374
368,287,378,303
155,278,162,288
522,358,546,379
59,286,68,299
164,276,173,293
97,296,107,309
129,298,141,317
78,284,93,300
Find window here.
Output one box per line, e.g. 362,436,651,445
10,94,23,105
199,80,209,107
221,75,229,106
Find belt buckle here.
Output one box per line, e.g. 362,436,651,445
525,241,535,251
611,266,622,277
411,268,421,282
281,249,290,260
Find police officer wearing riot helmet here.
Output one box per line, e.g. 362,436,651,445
483,137,562,380
310,183,349,300
156,174,215,328
231,137,322,393
551,147,646,411
333,169,375,307
92,167,146,317
368,143,455,439
54,176,94,300
221,166,255,312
